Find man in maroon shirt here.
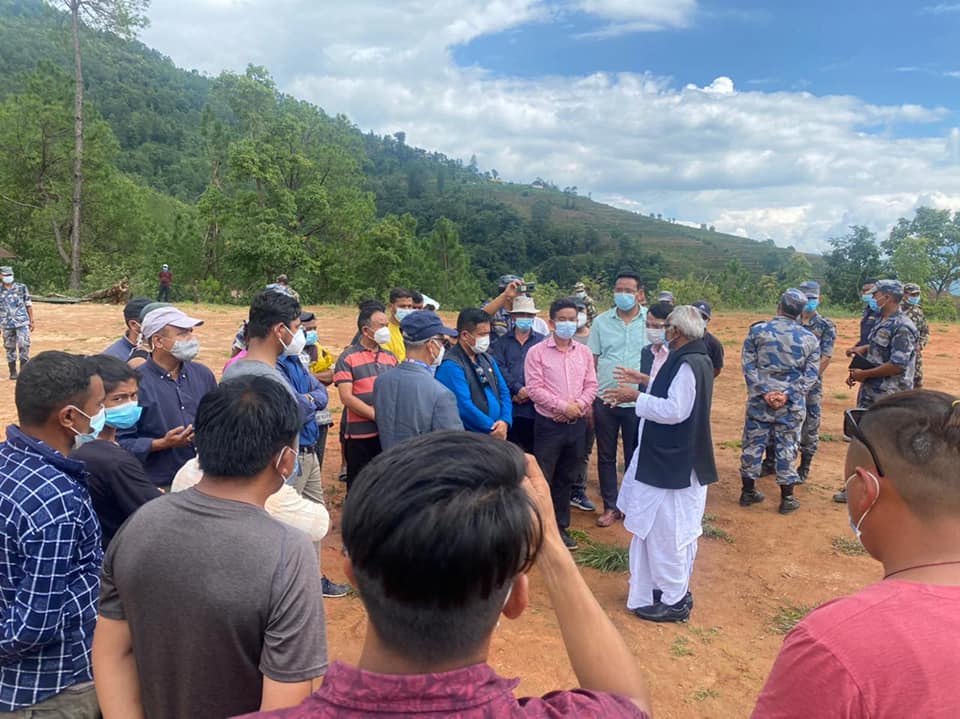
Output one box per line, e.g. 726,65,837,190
754,390,960,718
157,263,172,302
237,431,651,719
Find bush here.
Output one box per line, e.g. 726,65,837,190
924,297,958,322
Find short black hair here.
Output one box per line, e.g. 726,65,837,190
16,351,97,427
389,287,414,303
357,297,386,313
247,290,301,340
411,290,424,304
90,355,141,394
649,301,673,320
358,305,386,333
457,308,491,334
549,298,577,320
344,432,542,664
615,269,644,289
195,376,300,479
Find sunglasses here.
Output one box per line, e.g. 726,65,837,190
843,409,885,476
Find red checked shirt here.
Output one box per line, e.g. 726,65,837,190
234,661,648,719
523,334,598,420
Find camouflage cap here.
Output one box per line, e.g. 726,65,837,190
573,281,586,291
780,288,807,316
798,280,820,298
875,279,904,296
903,282,921,294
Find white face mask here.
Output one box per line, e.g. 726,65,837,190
577,312,587,329
646,327,665,346
168,337,200,362
373,326,391,346
1,275,13,285
845,471,880,542
281,326,306,356
472,334,490,354
430,340,445,368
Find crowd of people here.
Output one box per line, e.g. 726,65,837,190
0,263,955,718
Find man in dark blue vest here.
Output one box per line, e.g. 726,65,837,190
603,306,718,623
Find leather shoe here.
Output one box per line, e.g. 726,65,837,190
633,598,690,623
833,489,848,503
596,509,624,528
778,496,800,514
739,488,765,507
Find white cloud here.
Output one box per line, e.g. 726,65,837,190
923,3,960,13
140,0,960,254
571,0,697,36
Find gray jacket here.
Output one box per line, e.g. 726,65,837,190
373,362,464,450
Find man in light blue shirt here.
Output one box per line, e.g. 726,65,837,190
587,270,648,528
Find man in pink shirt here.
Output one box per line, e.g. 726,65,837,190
753,389,960,718
524,298,598,550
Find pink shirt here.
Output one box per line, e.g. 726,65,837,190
648,344,669,382
524,335,598,419
753,580,960,718
223,349,247,372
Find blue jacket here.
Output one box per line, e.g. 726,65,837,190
277,355,329,449
435,354,512,433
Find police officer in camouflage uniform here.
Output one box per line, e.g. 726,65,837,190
0,266,34,380
795,281,837,482
739,289,820,514
834,279,918,503
573,282,598,326
901,283,929,388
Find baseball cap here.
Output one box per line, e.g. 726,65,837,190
798,281,821,299
138,302,170,322
692,300,712,320
780,289,807,316
875,279,904,296
498,274,522,289
141,306,204,340
123,297,153,322
0,266,12,275
573,282,586,292
657,291,675,303
400,310,458,342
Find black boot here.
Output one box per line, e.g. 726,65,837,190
740,477,765,507
779,484,800,514
8,362,16,380
797,454,813,483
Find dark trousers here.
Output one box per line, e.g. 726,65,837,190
575,420,596,490
157,284,170,302
345,436,382,491
508,414,536,454
593,399,640,511
533,415,587,531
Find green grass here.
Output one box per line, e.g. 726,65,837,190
702,521,734,543
567,528,591,546
703,513,718,522
832,392,850,400
718,440,742,449
831,536,867,556
689,626,721,642
692,688,720,701
772,603,813,634
671,636,695,657
575,542,630,573
819,433,839,442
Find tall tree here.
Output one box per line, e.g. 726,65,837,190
824,226,882,306
52,0,149,289
885,207,960,298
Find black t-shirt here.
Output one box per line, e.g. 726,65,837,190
702,331,725,371
71,439,161,549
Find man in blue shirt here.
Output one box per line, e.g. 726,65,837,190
102,297,152,362
435,309,512,437
118,306,217,488
0,351,104,716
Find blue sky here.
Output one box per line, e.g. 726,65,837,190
141,0,960,252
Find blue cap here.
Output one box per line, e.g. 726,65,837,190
400,310,457,342
692,300,712,319
798,281,820,298
875,279,904,296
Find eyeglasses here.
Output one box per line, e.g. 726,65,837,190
843,409,885,476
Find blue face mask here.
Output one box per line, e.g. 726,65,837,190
104,401,143,430
861,293,874,304
70,405,106,448
304,330,318,345
867,298,879,312
554,321,578,340
395,308,415,322
614,293,637,312
907,296,920,306
804,299,819,313
515,318,535,333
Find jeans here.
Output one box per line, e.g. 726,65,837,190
593,400,640,511
533,415,587,531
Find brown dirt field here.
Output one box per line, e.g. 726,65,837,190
3,302,958,718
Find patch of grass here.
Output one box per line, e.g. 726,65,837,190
567,528,591,546
575,542,630,573
722,339,739,347
832,392,850,400
702,521,734,543
831,536,867,556
772,602,813,634
702,513,718,522
819,433,839,442
692,687,719,701
937,352,952,357
671,636,694,657
689,626,721,642
718,439,742,449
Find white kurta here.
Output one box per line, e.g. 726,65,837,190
616,361,709,608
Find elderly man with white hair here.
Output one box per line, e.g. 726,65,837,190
603,305,718,623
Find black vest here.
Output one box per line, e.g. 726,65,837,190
442,344,501,414
635,339,718,489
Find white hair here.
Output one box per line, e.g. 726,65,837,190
668,305,706,340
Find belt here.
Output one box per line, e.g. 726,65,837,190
298,444,316,454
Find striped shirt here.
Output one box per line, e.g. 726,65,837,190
0,426,103,710
334,344,398,439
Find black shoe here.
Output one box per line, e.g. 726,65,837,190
833,489,848,503
778,496,800,514
337,469,348,483
7,362,16,380
560,530,578,550
797,455,812,483
683,591,694,610
569,488,596,512
633,598,690,623
739,488,765,507
321,576,350,598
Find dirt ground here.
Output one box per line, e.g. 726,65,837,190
3,301,957,718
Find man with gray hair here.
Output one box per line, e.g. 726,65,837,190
373,311,463,450
739,290,820,514
602,306,718,623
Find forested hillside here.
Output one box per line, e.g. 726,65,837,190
0,0,815,306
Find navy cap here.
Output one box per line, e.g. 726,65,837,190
798,280,820,298
780,288,807,316
124,297,152,321
692,300,712,319
400,310,457,342
875,279,904,296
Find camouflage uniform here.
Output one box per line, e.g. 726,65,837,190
740,317,820,486
901,301,929,388
573,283,598,325
0,280,32,365
799,312,836,457
856,310,917,409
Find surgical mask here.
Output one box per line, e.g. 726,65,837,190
281,326,306,356
515,318,535,333
646,328,665,346
472,334,490,354
804,299,819,313
373,326,391,345
867,298,879,312
577,312,587,329
395,308,415,322
275,446,300,486
554,321,577,340
845,471,880,542
70,406,106,448
430,340,445,368
614,293,637,312
575,291,587,299
304,330,318,345
907,296,921,306
1,275,13,285
169,337,200,362
104,401,143,430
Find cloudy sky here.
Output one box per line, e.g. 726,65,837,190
140,0,960,253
